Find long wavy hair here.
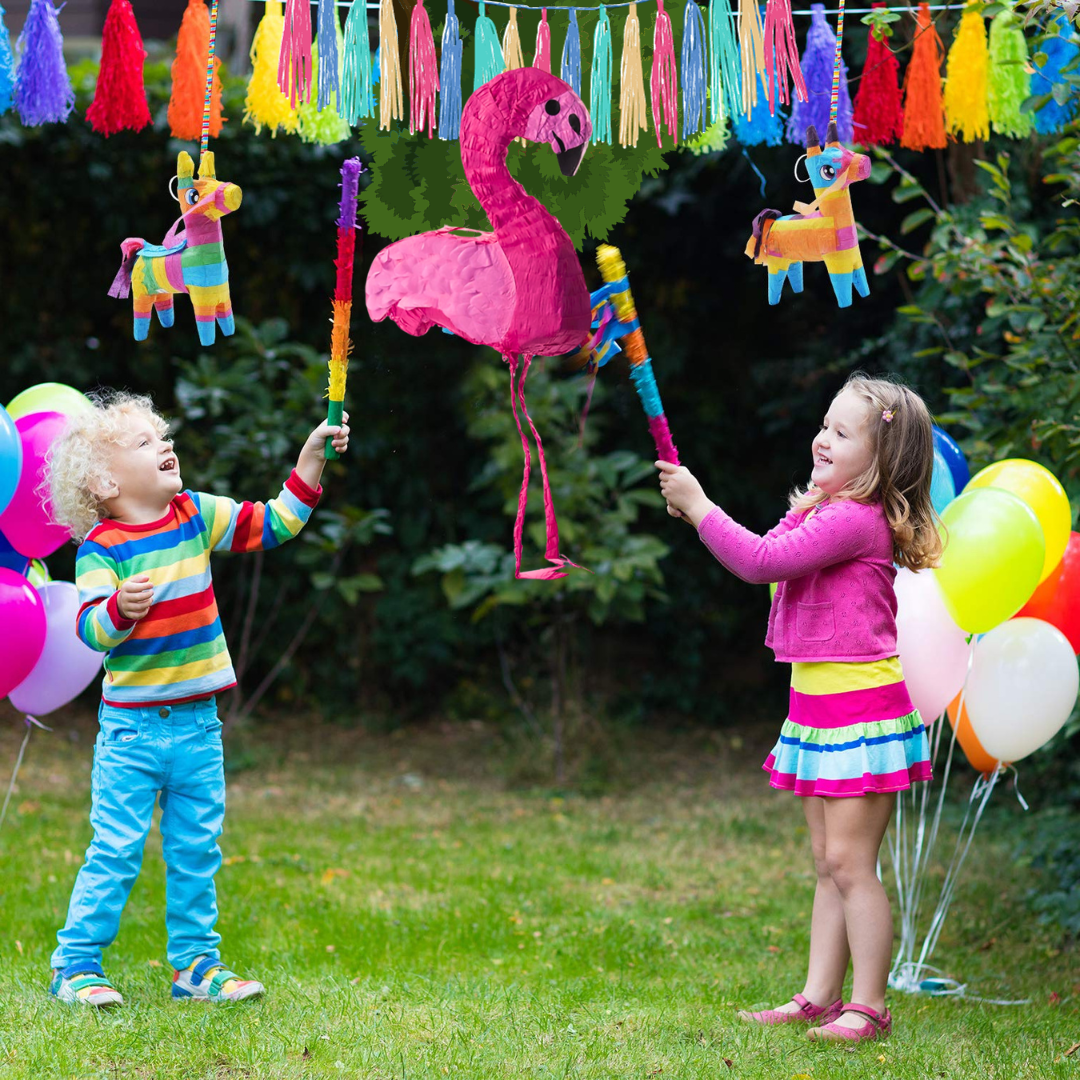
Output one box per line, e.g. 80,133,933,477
44,390,171,543
789,373,943,571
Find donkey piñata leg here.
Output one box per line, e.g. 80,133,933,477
787,262,804,295
766,258,793,305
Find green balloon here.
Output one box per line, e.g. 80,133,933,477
768,581,778,601
936,488,1045,634
6,383,92,422
27,560,51,588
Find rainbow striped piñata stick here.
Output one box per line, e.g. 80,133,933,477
590,244,679,465
325,158,363,459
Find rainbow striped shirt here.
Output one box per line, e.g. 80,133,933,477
76,471,320,707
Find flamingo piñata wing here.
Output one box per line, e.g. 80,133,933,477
366,228,515,349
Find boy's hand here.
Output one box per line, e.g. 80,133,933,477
655,461,716,528
303,413,351,460
117,574,154,621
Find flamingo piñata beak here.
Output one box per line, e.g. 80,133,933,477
556,142,587,177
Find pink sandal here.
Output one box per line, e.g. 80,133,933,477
738,993,844,1026
807,1001,892,1043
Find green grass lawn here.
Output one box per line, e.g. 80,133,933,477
0,710,1076,1079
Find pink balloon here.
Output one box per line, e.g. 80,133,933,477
0,569,47,698
0,411,71,558
895,567,971,725
8,581,103,716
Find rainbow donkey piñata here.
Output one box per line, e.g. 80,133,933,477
744,122,870,308
108,151,242,345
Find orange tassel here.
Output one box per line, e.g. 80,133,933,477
168,0,224,140
900,1,945,151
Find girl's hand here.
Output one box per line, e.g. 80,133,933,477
655,461,716,527
117,574,154,621
296,413,350,489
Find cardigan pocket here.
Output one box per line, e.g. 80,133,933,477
796,602,835,642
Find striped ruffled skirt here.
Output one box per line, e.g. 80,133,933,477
763,657,932,798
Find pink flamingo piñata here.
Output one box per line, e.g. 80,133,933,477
366,68,593,579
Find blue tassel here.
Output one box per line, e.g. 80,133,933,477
342,0,373,122
561,8,581,95
0,4,16,114
439,0,462,138
1033,12,1079,134
316,0,340,109
473,0,504,91
15,0,75,125
734,71,784,146
589,5,612,142
708,0,741,125
785,2,851,144
682,0,707,139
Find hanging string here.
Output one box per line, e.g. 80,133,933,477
0,717,51,834
279,0,313,107
341,0,374,123
316,0,340,109
829,0,845,124
200,0,221,158
650,0,678,145
708,0,742,124
681,0,707,139
561,7,582,95
534,6,551,70
738,0,765,116
619,1,648,146
438,0,462,137
503,5,525,68
762,0,806,114
590,4,613,142
474,0,505,90
787,2,851,143
378,0,404,127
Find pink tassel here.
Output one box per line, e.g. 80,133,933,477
278,0,312,107
649,0,678,145
763,0,806,114
409,0,439,136
534,7,551,72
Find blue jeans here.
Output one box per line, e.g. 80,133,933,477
52,697,226,971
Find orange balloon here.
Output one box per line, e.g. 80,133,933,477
946,692,1002,776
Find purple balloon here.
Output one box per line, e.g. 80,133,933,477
0,411,71,559
0,569,47,698
8,581,103,716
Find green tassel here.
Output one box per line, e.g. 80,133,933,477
687,111,729,154
342,0,373,123
473,1,505,91
299,23,352,144
708,0,741,125
988,9,1031,138
590,6,613,143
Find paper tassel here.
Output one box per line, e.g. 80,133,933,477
762,0,806,114
534,7,551,72
299,24,351,142
168,0,223,140
738,0,764,116
14,0,75,125
708,0,742,124
681,0,706,139
619,1,648,146
688,111,729,153
944,1,989,142
0,6,15,114
245,0,299,135
316,0,340,109
279,0,313,107
590,5,612,142
650,0,678,145
561,8,582,95
438,0,462,137
987,8,1030,138
734,69,783,144
408,0,438,135
379,0,404,127
342,0,374,124
502,6,524,69
851,3,902,146
1032,13,1078,135
86,0,151,135
473,0,504,91
786,3,850,143
900,1,945,150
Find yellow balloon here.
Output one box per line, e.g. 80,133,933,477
768,582,777,601
6,383,92,422
966,459,1073,583
937,488,1045,634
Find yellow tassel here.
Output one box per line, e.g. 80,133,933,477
944,2,990,142
619,2,648,147
244,0,299,136
738,0,765,115
379,0,404,130
502,7,524,69
328,300,352,401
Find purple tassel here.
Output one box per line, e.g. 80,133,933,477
0,5,16,114
14,0,74,125
785,2,851,144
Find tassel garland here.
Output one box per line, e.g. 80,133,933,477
1032,12,1078,135
590,5,612,143
502,6,524,70
473,0,504,91
619,2,648,146
561,8,582,96
900,1,945,151
409,0,439,136
708,0,742,123
735,68,784,144
682,0,707,139
245,0,299,135
378,0,404,127
738,0,765,116
279,0,312,107
438,0,462,138
944,1,989,142
787,3,850,143
169,0,223,140
987,9,1031,138
316,0,340,109
851,3,902,145
650,0,679,146
86,0,151,135
341,0,374,124
688,112,729,153
534,7,551,72
14,0,75,125
763,0,807,114
299,24,351,143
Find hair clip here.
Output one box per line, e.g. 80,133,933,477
881,408,895,423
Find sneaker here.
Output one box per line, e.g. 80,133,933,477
49,962,123,1007
172,956,264,1002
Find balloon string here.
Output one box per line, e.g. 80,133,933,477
0,716,51,834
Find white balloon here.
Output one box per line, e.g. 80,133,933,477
965,617,1080,763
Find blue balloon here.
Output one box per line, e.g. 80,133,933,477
932,426,970,495
0,528,30,576
0,404,21,516
930,447,956,517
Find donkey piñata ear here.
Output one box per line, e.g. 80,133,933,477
805,125,821,157
177,151,195,190
824,121,840,147
198,151,217,180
